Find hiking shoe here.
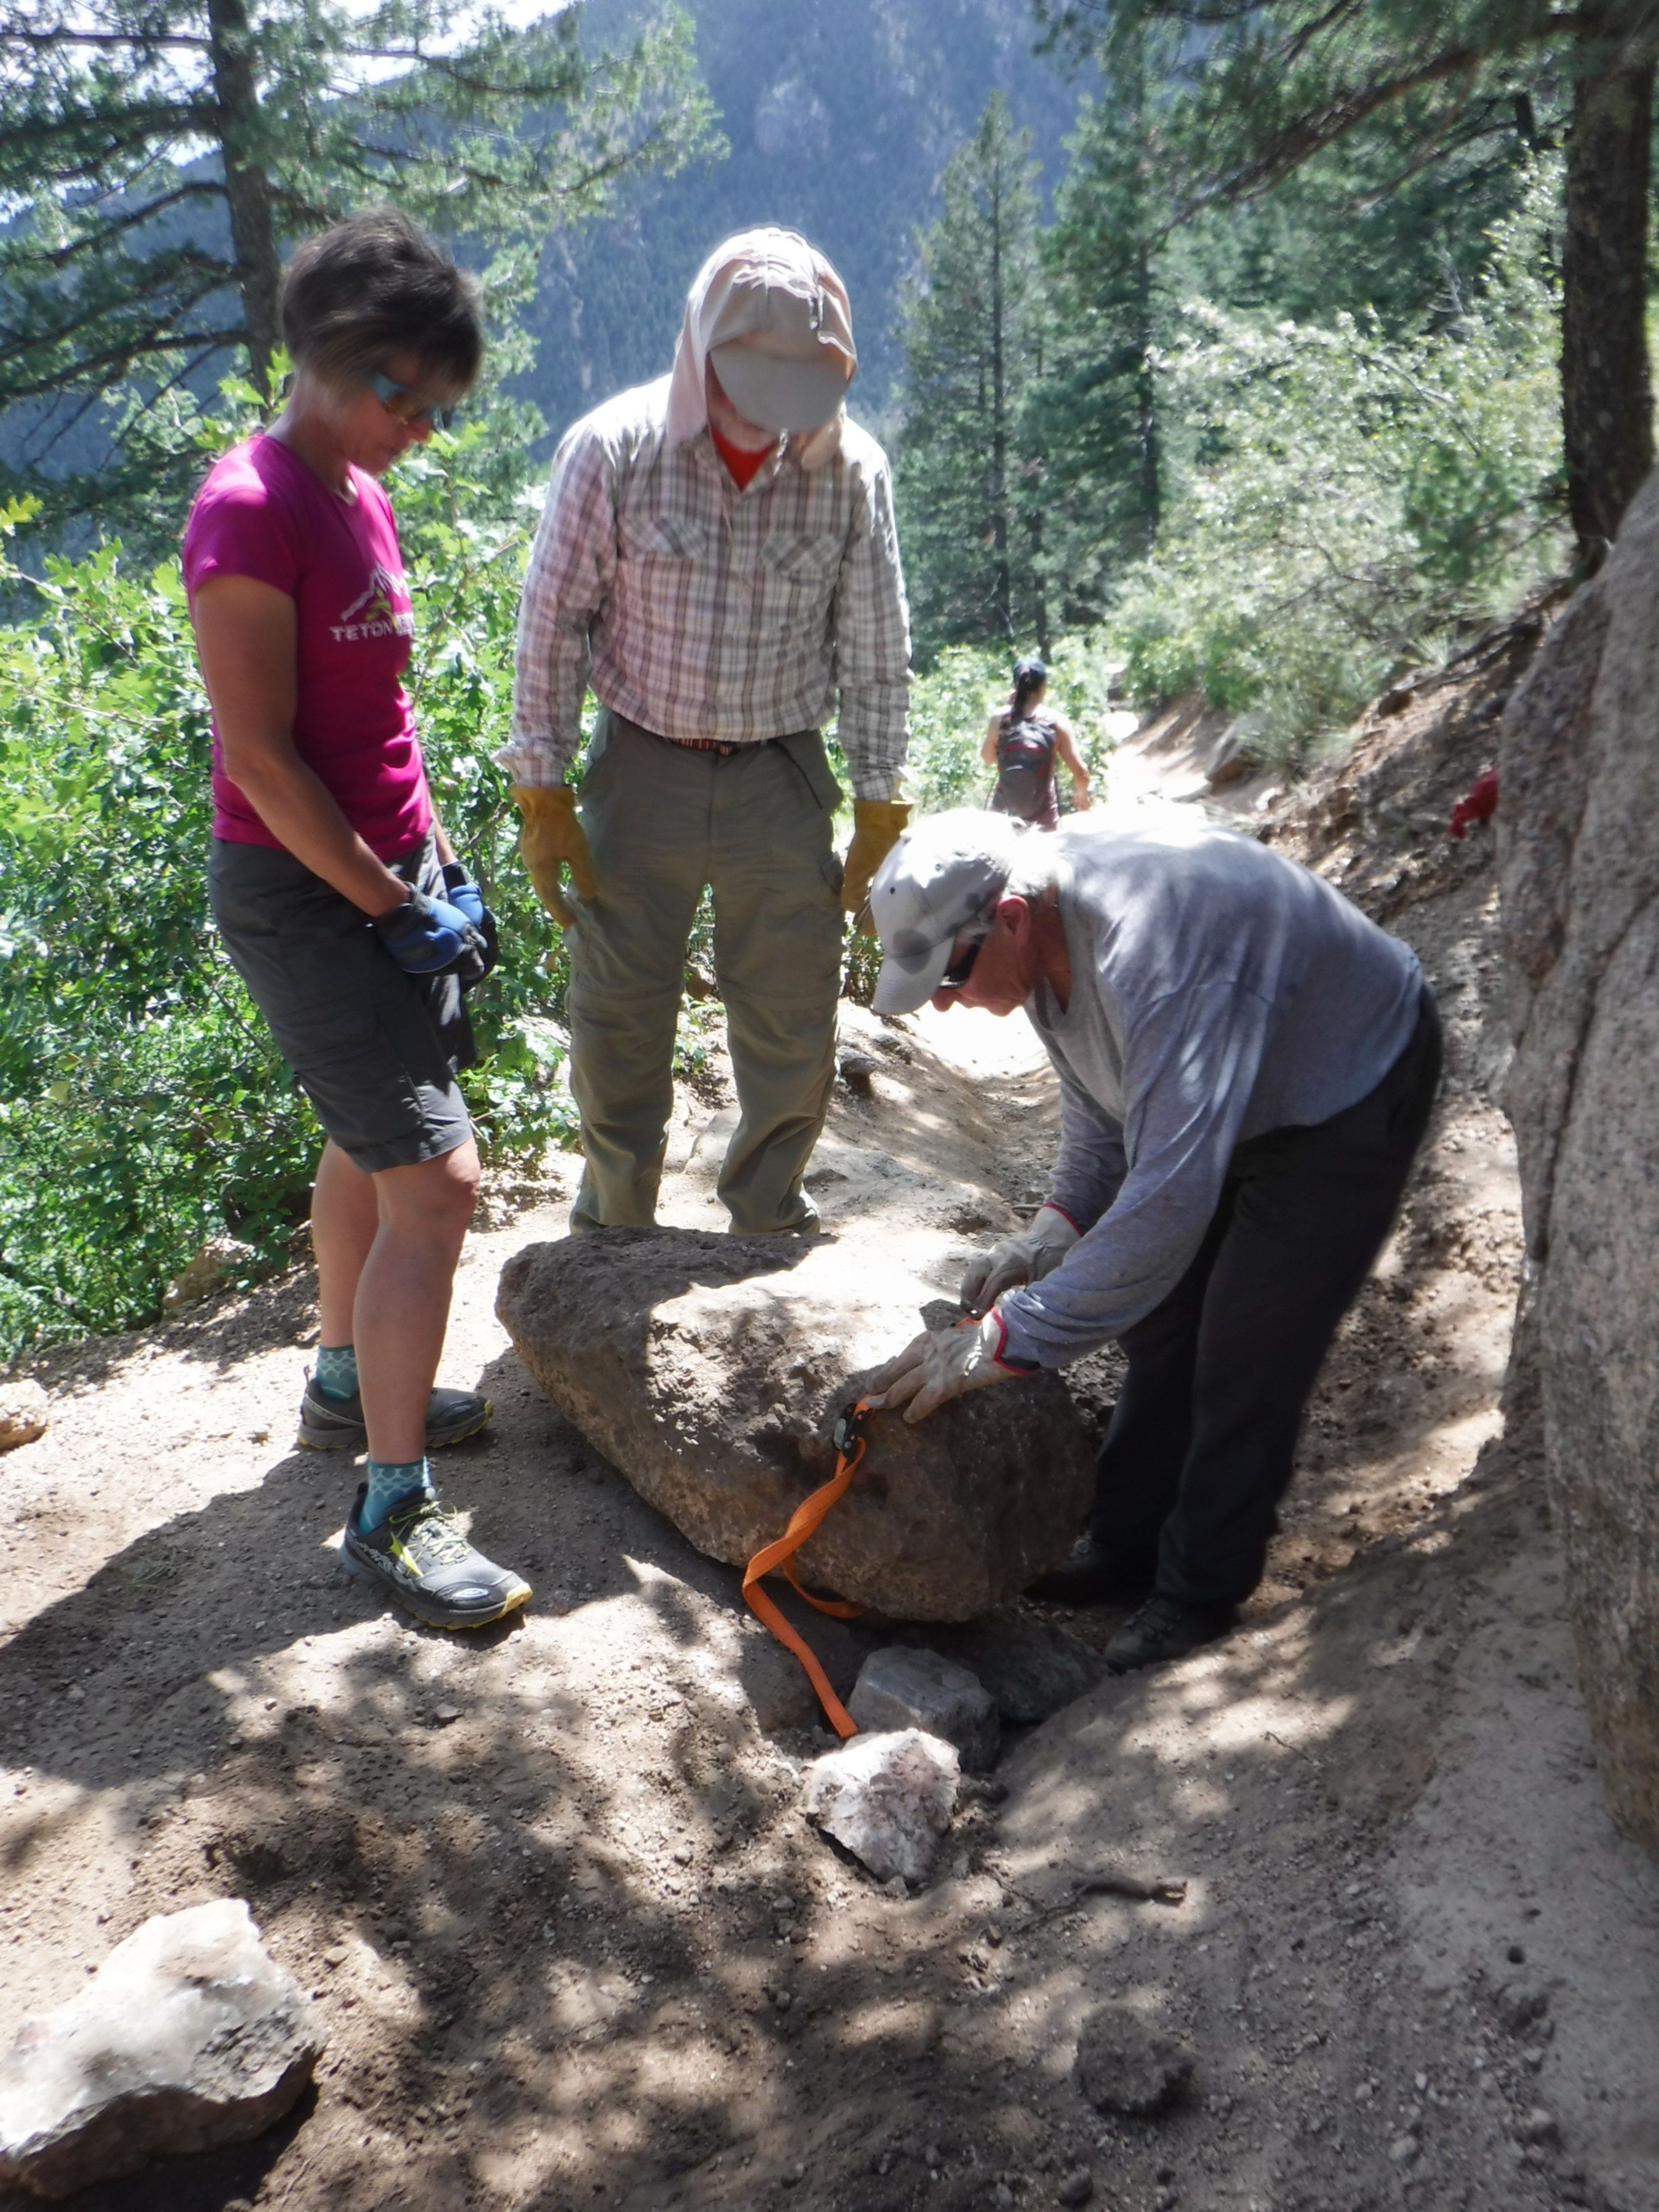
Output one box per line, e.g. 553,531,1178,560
298,1376,492,1453
1104,1592,1236,1675
1028,1535,1158,1608
340,1483,531,1630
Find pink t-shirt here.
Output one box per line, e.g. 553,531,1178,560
182,434,432,859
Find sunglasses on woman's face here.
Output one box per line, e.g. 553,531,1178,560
371,372,456,432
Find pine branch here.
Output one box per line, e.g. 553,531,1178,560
0,25,211,47
4,181,225,268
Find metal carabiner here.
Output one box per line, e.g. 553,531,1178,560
832,1400,868,1459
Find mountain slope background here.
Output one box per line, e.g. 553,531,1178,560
521,0,1087,442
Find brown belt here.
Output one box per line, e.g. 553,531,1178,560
611,710,785,760
660,734,757,757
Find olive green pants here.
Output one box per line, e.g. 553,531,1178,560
564,711,845,1235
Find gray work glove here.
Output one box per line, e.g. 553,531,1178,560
868,1311,1026,1424
960,1204,1081,1315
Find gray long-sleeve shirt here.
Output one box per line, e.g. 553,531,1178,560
995,818,1423,1367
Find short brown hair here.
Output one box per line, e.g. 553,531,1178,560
280,209,483,396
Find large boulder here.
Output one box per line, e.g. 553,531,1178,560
495,1227,1095,1621
1500,472,1659,1859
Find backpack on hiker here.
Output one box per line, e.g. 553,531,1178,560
991,710,1059,825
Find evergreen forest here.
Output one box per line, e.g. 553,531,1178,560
1,0,1653,1359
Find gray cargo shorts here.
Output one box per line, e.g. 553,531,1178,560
209,832,476,1174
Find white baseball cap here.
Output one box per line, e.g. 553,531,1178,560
705,250,856,433
868,810,1027,1015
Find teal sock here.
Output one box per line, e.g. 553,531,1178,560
315,1344,359,1402
362,1456,434,1531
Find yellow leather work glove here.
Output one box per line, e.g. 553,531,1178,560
512,785,596,927
842,799,910,925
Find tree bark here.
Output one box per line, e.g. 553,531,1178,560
1134,238,1159,552
988,152,1012,642
206,0,282,394
1561,10,1658,550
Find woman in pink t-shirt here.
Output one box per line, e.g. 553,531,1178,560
185,209,528,1631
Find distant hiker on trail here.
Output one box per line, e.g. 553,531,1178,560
502,226,912,1236
861,810,1440,1676
982,657,1090,830
184,210,530,1634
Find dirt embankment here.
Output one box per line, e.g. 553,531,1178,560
3,623,1658,2212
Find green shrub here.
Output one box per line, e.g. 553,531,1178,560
1111,163,1567,765
0,415,577,1361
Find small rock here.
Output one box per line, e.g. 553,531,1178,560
1057,2168,1094,2207
1517,2108,1560,2146
908,1609,1104,1725
0,1381,49,1454
1074,2005,1195,2117
800,1729,959,1886
161,1236,252,1317
848,1648,1000,1773
1506,1942,1527,1965
838,1052,878,1096
1495,1982,1550,2035
0,1899,321,2199
1205,729,1252,789
1389,2135,1421,2164
432,1705,462,1726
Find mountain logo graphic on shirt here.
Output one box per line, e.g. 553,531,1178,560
333,562,414,643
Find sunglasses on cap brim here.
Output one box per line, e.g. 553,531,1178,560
371,372,458,432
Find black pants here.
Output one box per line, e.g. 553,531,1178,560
1091,988,1443,1608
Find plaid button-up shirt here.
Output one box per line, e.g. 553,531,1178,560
500,376,911,801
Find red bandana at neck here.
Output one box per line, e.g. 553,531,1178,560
711,423,773,490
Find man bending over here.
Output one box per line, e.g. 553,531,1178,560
864,810,1439,1674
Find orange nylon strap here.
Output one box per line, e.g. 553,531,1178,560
742,1400,871,1740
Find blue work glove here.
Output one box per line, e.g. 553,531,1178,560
440,861,498,982
440,862,486,931
372,888,484,977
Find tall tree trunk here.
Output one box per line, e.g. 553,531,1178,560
1561,12,1658,550
988,157,1011,642
1134,239,1159,552
207,0,282,394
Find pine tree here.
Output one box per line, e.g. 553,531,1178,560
895,92,1046,656
0,0,715,505
1030,0,1657,555
1030,18,1170,632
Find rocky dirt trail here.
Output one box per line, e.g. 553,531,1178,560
3,637,1658,2212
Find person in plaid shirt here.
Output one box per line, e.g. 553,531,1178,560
501,228,912,1233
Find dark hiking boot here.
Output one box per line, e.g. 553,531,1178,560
1028,1535,1158,1608
298,1376,492,1453
340,1483,531,1631
1104,1592,1237,1675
